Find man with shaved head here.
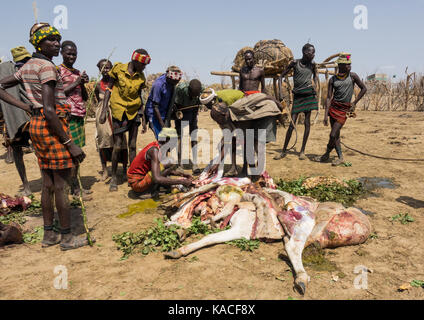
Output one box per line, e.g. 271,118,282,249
239,50,266,95
173,79,204,174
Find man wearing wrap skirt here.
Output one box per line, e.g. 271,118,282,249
318,53,367,166
274,43,318,161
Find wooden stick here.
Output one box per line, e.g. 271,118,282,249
77,167,93,246
211,71,239,77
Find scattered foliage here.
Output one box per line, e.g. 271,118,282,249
276,177,365,207
23,226,44,244
227,238,260,252
390,213,414,225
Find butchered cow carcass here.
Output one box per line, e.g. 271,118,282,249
161,171,372,295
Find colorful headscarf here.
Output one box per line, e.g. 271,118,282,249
29,23,61,50
336,52,352,65
131,51,151,64
166,66,183,81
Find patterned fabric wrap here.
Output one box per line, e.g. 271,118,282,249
291,87,318,114
29,104,73,170
166,70,183,80
127,172,154,193
69,116,86,147
328,99,351,125
29,25,61,49
131,52,151,64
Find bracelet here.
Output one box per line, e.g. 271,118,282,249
62,139,72,145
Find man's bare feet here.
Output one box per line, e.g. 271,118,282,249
274,151,287,160
192,164,201,175
60,234,95,251
316,153,330,163
299,152,307,160
226,166,238,177
100,170,109,181
42,230,61,248
332,158,344,166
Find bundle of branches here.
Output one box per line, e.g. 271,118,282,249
231,40,294,76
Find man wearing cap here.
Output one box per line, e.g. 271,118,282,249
0,46,32,195
127,127,193,197
318,53,367,166
99,48,150,191
145,66,183,139
173,79,204,174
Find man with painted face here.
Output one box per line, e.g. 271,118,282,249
145,66,183,140
99,49,150,191
0,23,90,250
274,43,319,161
239,50,266,95
318,53,367,166
58,40,91,200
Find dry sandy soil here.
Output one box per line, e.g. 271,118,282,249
0,110,423,300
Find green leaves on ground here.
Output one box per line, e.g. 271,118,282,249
23,226,44,244
0,195,43,226
410,280,424,288
226,238,260,252
276,177,365,207
390,213,414,225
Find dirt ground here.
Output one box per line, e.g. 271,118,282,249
0,110,423,300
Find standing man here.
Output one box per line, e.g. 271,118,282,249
0,23,90,250
145,66,183,140
0,46,32,195
99,49,150,192
274,43,319,160
239,50,267,95
58,40,91,200
174,79,204,174
318,53,367,166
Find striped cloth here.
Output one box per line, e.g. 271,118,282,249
291,87,318,114
29,105,73,170
13,58,67,109
328,99,351,125
69,115,86,147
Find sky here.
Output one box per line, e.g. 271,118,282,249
1,0,423,84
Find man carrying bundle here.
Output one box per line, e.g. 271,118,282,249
274,43,319,161
318,53,367,166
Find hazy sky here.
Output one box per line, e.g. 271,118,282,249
1,0,422,84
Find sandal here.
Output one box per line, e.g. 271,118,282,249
60,236,95,251
41,232,61,248
273,152,287,160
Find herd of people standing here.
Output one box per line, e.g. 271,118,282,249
0,22,367,251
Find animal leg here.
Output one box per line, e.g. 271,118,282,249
164,209,255,259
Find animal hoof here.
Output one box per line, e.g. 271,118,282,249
164,250,183,259
294,281,306,295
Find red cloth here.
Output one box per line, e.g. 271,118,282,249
127,141,160,176
328,99,351,125
244,90,261,96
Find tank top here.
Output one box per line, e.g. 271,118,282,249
127,141,160,176
331,74,354,103
293,60,314,93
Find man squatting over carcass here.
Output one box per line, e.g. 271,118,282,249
127,128,193,197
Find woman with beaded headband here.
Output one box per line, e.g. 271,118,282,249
0,23,92,250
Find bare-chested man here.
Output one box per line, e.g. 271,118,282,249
239,50,266,95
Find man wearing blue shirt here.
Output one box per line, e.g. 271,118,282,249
145,66,183,139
